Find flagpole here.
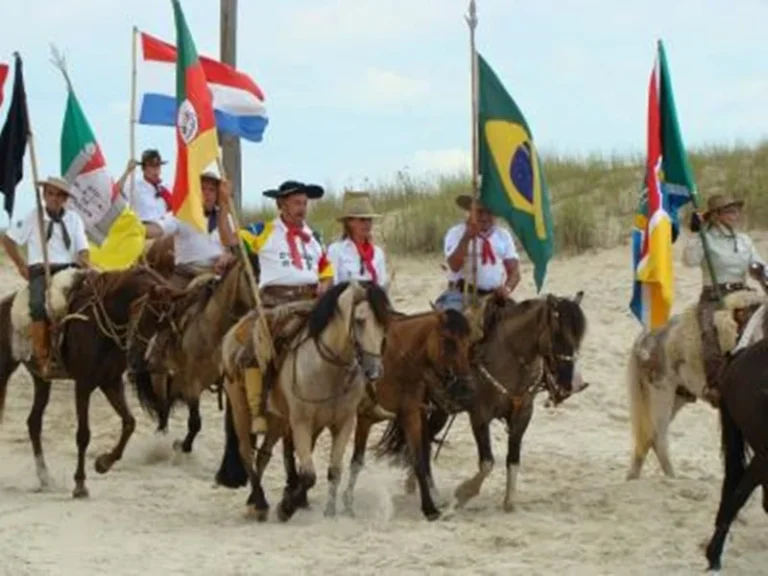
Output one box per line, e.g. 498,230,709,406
129,26,138,208
465,0,479,308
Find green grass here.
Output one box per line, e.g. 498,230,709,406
242,141,768,258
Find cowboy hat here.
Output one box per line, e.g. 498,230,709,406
200,170,222,184
141,149,168,166
335,190,381,222
703,194,744,220
36,176,71,196
263,180,324,200
455,194,489,211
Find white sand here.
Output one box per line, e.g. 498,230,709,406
2,239,768,575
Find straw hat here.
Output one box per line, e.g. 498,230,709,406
336,191,381,222
703,194,744,220
455,194,488,211
36,176,71,196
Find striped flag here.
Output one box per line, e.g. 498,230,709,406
630,40,696,329
137,30,267,142
170,0,220,233
0,63,8,108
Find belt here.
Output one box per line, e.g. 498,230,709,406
260,284,317,300
701,282,749,300
448,280,494,297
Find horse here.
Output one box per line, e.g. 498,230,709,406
704,333,768,571
0,265,181,497
625,289,765,481
141,235,175,279
378,292,588,515
216,281,390,522
341,308,474,520
128,259,253,453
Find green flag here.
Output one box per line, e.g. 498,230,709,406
478,53,554,292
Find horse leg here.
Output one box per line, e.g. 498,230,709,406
278,423,316,522
173,397,202,453
94,379,137,474
282,434,309,510
72,381,94,498
705,455,766,571
343,415,374,516
645,384,676,478
26,376,52,490
324,415,356,518
503,402,534,512
401,409,440,520
449,413,494,514
421,411,442,506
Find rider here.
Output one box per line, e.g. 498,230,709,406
117,149,172,239
1,177,90,376
683,193,767,405
435,193,521,311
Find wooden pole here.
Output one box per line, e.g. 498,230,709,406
129,26,138,207
465,0,480,308
220,0,242,213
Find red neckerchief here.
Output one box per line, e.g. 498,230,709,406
146,176,173,211
282,217,311,269
353,239,378,284
478,232,496,265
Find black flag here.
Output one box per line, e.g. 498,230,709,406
0,53,30,218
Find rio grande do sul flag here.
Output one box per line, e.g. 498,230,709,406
170,0,219,233
61,87,145,270
630,40,696,329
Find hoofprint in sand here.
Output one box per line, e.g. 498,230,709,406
1,236,768,575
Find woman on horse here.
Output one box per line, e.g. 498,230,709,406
683,193,767,405
327,190,393,419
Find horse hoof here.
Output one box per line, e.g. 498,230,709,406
245,505,269,522
94,454,113,474
172,439,190,453
277,500,294,523
72,486,89,499
503,500,516,513
425,509,441,522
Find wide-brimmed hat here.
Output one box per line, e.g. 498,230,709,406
141,149,167,166
703,194,744,220
263,180,324,200
200,170,222,184
455,194,489,211
336,191,381,222
37,176,71,196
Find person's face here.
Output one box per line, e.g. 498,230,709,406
473,205,495,232
279,193,309,222
717,205,742,228
43,185,68,213
346,217,373,240
142,161,162,182
201,178,219,211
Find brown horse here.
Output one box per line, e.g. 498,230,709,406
129,259,253,452
0,266,181,497
378,292,588,516
142,235,175,279
341,308,474,520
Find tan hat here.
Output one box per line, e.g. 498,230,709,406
200,170,222,184
336,190,381,222
36,176,71,196
703,194,744,220
455,194,489,211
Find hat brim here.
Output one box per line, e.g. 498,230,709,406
263,184,324,200
704,200,744,219
335,213,382,222
37,181,71,195
456,194,484,211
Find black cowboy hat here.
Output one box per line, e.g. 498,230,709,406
263,180,324,200
141,149,167,166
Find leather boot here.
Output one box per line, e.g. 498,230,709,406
244,367,268,434
30,320,52,378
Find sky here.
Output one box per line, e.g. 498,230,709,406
2,0,768,226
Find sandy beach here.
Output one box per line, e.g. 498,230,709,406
1,238,768,576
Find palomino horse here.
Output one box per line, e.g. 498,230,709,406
341,309,474,520
129,259,253,453
625,288,766,481
381,292,588,515
703,331,768,571
217,281,390,522
0,266,180,497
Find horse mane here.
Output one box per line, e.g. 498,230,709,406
550,295,587,344
365,283,391,326
308,282,350,339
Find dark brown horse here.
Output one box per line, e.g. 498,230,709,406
0,266,181,497
378,292,588,516
704,331,768,571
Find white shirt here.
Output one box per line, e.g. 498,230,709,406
160,211,235,266
125,177,169,224
683,225,766,286
255,218,327,288
7,207,89,266
443,223,519,290
327,238,388,289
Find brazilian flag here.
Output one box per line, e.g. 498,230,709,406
478,54,553,292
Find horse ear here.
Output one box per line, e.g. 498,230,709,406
574,291,584,305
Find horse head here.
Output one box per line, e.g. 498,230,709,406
352,283,390,382
428,308,474,409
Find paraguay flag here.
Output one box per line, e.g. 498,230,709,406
630,40,697,329
138,30,267,143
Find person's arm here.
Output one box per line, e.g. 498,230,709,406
377,246,390,292
499,229,520,295
216,180,237,248
71,215,91,268
116,159,138,198
3,213,32,279
1,235,29,279
446,223,478,273
682,232,704,268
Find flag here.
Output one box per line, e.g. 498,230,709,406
60,86,145,270
0,63,9,108
170,0,220,233
138,31,268,142
629,40,696,329
477,53,554,292
0,54,29,218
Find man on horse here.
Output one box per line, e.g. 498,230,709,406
684,193,768,405
117,149,172,239
1,176,90,377
435,194,521,312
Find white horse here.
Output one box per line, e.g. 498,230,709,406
626,289,766,480
218,280,390,522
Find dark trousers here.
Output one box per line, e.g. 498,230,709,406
28,264,76,321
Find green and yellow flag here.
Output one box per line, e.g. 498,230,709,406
478,53,554,292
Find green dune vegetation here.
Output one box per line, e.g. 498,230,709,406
243,141,768,261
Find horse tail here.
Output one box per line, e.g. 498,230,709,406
131,369,167,422
719,398,747,482
374,418,409,463
627,338,655,459
214,397,249,488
